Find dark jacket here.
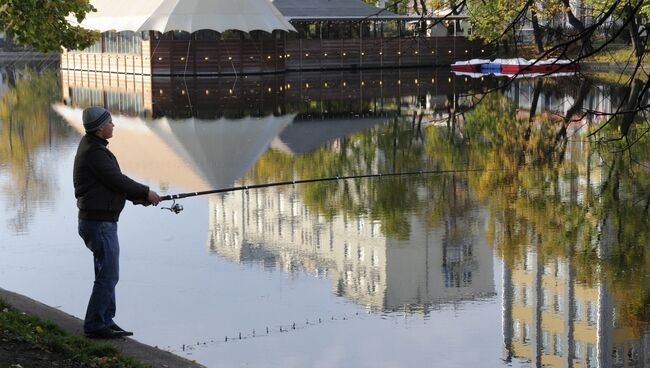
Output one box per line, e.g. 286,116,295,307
73,134,149,222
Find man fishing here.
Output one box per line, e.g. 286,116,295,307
73,106,161,339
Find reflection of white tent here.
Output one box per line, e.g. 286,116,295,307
53,104,293,191
77,0,294,33
150,116,294,190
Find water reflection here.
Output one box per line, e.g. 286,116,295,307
55,105,292,191
0,66,72,233
502,246,650,367
209,185,495,313
2,65,650,367
61,68,492,119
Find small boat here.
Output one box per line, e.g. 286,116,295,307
499,58,532,74
480,63,502,73
452,58,578,76
501,58,578,74
450,59,491,72
528,58,578,73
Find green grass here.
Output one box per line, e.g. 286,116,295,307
0,298,148,368
586,45,649,63
588,72,648,86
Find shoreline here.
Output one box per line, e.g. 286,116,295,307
580,61,650,75
0,287,204,368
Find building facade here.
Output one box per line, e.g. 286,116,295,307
60,0,490,76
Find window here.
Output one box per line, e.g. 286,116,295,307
628,345,639,365
574,300,583,321
378,21,400,38
221,30,243,40
587,343,596,368
523,323,530,343
513,320,521,339
463,271,472,286
102,31,144,54
613,346,623,364
542,290,551,310
587,301,597,325
553,334,563,356
82,40,102,53
542,331,551,355
371,252,379,267
554,294,563,313
349,22,360,39
308,23,318,39
193,30,219,41
575,342,583,359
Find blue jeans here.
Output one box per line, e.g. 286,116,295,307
78,219,119,333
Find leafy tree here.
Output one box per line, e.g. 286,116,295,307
0,0,98,52
588,0,650,58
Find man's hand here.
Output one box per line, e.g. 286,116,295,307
148,190,161,206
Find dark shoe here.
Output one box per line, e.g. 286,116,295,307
109,323,134,336
84,327,125,339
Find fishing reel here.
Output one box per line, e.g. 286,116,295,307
161,200,184,214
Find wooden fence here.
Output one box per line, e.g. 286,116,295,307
61,36,490,76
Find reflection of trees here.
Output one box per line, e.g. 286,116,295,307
250,77,650,333
596,150,650,334
247,116,479,240
0,68,69,233
461,84,650,334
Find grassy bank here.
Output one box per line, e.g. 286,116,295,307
586,45,649,63
0,298,147,368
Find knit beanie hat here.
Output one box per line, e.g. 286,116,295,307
82,106,111,133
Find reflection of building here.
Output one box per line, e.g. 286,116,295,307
208,186,495,311
502,247,650,367
500,148,650,368
60,68,495,119
505,78,619,128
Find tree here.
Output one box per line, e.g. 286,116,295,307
409,0,649,145
0,0,98,52
589,0,650,58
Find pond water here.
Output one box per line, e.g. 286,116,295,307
1,64,649,367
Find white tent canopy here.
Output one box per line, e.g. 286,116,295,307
77,0,295,33
272,0,400,20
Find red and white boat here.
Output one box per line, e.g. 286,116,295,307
450,59,491,72
499,58,532,74
501,58,578,74
452,58,578,76
528,58,578,73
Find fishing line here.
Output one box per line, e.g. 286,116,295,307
158,167,495,214
169,311,369,353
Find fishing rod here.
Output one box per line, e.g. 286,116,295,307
157,168,489,214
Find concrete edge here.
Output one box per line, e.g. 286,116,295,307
0,287,205,368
